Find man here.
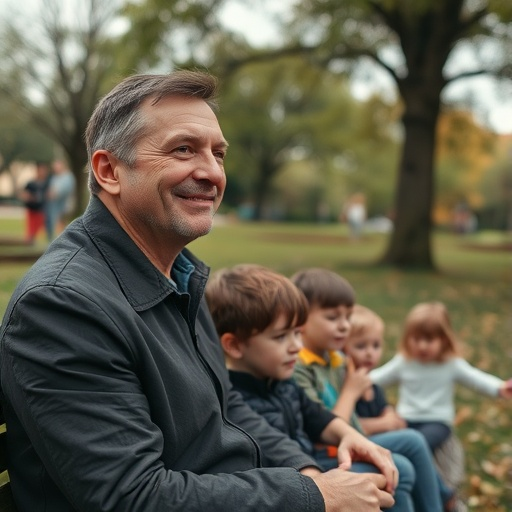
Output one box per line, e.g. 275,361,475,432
0,71,396,511
19,161,50,244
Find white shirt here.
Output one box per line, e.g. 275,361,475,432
370,354,503,425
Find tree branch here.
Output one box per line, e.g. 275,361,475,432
446,64,512,84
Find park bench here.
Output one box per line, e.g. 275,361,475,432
0,403,18,511
433,432,465,490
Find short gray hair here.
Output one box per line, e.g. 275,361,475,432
86,70,219,195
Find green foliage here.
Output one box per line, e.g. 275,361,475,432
218,57,400,220
0,99,53,173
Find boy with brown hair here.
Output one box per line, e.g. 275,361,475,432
291,267,456,512
205,263,421,512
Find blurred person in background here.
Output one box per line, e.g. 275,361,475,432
18,161,50,244
44,158,76,240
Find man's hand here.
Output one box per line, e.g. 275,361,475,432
311,467,395,511
335,424,398,494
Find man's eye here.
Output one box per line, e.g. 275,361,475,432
175,146,191,153
213,150,226,161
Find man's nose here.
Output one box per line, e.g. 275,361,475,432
193,153,225,185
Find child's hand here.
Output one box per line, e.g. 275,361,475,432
499,379,512,399
345,357,372,398
381,410,407,431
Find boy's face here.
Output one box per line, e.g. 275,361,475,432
238,313,303,381
300,304,352,356
344,324,384,371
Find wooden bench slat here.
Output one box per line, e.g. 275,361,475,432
0,402,18,511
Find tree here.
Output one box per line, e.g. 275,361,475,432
435,109,496,224
0,0,131,214
217,56,400,221
0,98,54,195
125,0,511,267
218,58,353,219
277,0,512,268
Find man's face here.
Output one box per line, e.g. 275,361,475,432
115,95,227,247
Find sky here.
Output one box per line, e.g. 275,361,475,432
2,0,511,134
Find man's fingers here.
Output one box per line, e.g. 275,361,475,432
363,473,395,510
377,489,396,510
337,446,352,469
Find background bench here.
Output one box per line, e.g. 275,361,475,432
0,403,18,511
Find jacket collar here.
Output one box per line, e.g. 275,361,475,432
228,370,277,397
82,195,209,312
298,348,345,368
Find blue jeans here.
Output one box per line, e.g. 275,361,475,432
370,429,445,512
314,448,415,512
407,421,452,452
351,455,415,512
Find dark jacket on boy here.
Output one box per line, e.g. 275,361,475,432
228,370,336,465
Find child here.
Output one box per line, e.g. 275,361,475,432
291,267,453,512
370,301,512,452
344,304,465,493
343,304,407,435
206,264,418,512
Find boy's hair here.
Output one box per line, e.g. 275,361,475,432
206,264,309,340
348,304,385,340
399,301,460,360
290,268,355,309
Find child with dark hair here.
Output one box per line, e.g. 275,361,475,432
291,268,453,512
206,264,419,512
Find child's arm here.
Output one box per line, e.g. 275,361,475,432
293,364,324,404
453,358,509,396
369,354,403,387
358,406,407,436
499,378,512,398
332,357,372,423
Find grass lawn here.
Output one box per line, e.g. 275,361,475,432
1,216,511,510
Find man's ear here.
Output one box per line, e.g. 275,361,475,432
220,332,244,360
91,150,122,195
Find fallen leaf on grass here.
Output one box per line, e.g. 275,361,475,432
481,458,512,479
454,405,473,425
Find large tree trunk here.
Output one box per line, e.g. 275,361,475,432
252,158,277,221
381,91,440,269
378,1,460,269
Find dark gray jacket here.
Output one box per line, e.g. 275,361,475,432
229,371,336,458
0,196,324,512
